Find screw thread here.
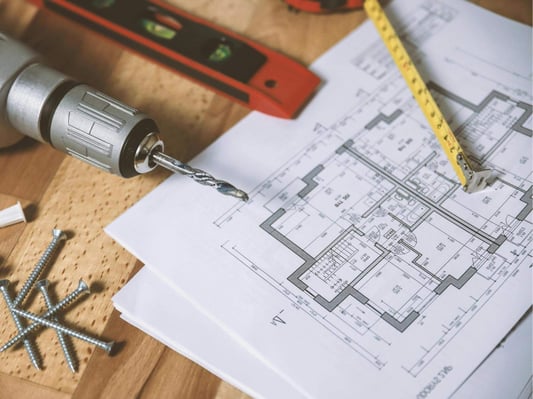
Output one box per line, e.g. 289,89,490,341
13,230,66,308
0,284,42,369
44,281,89,318
12,308,114,354
0,281,89,352
39,285,78,373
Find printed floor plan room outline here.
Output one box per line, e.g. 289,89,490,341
215,52,532,372
257,85,531,336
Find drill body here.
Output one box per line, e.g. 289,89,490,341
0,32,160,177
0,32,247,200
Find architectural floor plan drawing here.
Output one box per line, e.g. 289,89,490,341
107,1,532,398
215,81,532,375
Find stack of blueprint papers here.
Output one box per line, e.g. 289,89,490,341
106,0,532,397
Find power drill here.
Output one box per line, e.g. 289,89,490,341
0,32,248,200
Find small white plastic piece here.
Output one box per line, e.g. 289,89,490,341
0,201,26,228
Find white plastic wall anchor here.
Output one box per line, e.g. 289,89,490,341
0,201,26,228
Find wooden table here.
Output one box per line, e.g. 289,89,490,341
0,1,530,398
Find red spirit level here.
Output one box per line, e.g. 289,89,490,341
27,0,321,119
283,0,363,13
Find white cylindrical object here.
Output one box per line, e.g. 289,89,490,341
0,201,26,228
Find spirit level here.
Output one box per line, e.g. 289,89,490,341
283,0,363,13
364,0,491,193
27,0,321,119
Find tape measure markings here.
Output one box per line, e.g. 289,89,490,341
364,0,491,193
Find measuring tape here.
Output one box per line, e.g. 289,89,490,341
364,0,491,193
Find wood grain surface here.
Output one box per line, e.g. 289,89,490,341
0,0,530,398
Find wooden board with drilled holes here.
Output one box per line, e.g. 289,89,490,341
0,1,530,398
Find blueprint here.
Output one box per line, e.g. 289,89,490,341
107,0,532,397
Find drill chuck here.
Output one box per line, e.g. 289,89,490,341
0,32,161,177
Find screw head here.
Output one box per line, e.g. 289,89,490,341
77,279,90,295
35,279,50,291
0,279,9,289
52,229,67,241
102,341,115,355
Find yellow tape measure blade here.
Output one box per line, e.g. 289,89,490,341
363,0,491,193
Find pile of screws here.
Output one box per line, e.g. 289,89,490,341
0,229,114,372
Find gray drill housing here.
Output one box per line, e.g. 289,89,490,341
0,32,161,177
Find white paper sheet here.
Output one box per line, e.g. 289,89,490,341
450,310,532,399
113,268,305,399
107,0,532,397
115,268,532,399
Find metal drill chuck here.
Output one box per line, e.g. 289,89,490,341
1,33,158,177
6,63,161,177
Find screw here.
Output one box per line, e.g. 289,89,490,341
0,280,42,369
0,279,90,352
36,280,78,373
11,308,115,355
13,228,67,308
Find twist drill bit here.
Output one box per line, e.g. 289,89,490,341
150,151,249,202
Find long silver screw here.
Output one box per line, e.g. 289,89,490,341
11,308,115,354
13,229,67,308
0,280,42,369
36,280,78,373
0,279,90,352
